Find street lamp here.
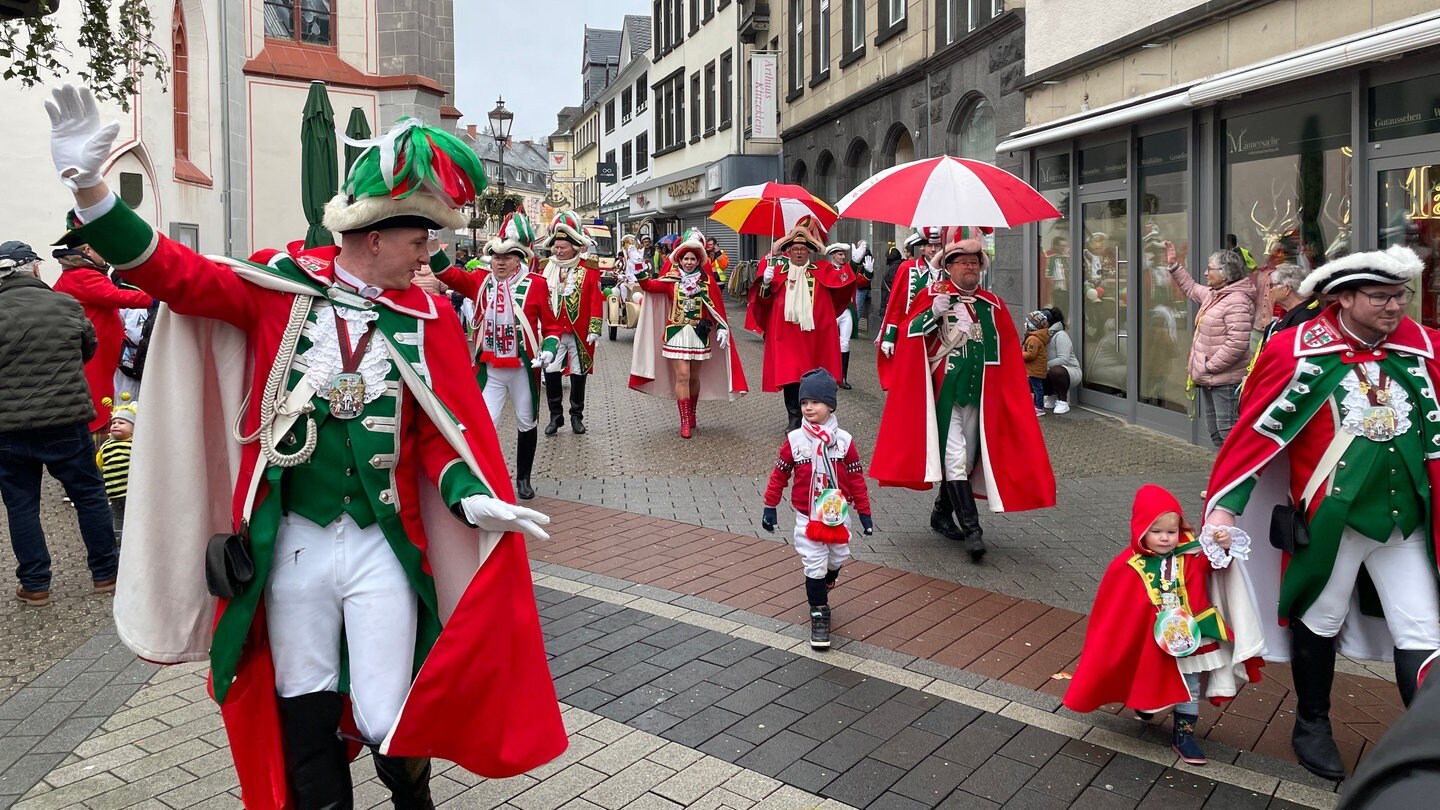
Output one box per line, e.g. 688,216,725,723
488,96,514,208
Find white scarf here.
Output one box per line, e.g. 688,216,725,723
782,261,816,332
478,273,518,358
802,414,841,517
543,254,583,314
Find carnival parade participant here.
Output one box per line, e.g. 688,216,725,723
745,217,857,431
869,234,1055,562
43,85,565,808
50,230,153,438
436,213,561,501
761,369,873,649
825,242,873,391
540,211,604,436
1205,245,1440,781
629,231,747,436
876,226,943,388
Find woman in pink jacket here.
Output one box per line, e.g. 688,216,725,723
1168,249,1254,447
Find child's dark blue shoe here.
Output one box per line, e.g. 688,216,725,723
1172,712,1207,765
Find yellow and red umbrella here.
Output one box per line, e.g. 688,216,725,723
709,182,838,237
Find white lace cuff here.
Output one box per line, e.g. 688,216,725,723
1198,524,1251,568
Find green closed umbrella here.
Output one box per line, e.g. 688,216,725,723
343,106,372,176
301,81,338,248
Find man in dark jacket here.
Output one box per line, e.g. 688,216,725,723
0,240,119,607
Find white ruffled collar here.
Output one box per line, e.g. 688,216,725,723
301,303,390,406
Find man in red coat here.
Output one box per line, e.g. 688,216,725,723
45,85,565,809
870,236,1055,562
746,219,856,431
539,211,604,436
50,235,152,436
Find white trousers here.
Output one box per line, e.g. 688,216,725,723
792,511,852,579
944,404,981,480
546,332,585,374
1299,525,1440,650
482,364,536,431
266,513,418,744
837,310,853,353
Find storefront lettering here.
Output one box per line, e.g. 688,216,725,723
1404,166,1440,221
667,177,701,197
1369,76,1440,142
1227,129,1282,156
1038,156,1070,190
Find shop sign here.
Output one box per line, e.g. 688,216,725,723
1224,95,1349,165
751,53,779,140
597,161,617,184
1139,129,1187,176
1370,75,1440,143
667,176,702,198
1079,141,1127,184
1036,155,1070,190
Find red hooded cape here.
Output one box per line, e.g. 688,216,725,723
1064,485,1233,713
868,286,1055,513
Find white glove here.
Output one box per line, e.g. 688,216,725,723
532,350,555,369
459,494,551,542
762,264,775,285
716,328,730,349
931,295,952,316
851,243,866,263
586,332,599,346
863,255,874,275
45,85,122,191
881,341,895,358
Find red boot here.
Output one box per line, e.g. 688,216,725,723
687,395,699,434
678,399,692,438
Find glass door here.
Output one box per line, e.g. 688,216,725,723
1373,154,1440,327
1079,197,1129,399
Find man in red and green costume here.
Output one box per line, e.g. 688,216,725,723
436,213,561,500
869,235,1055,563
44,85,565,809
1205,245,1440,781
539,211,604,435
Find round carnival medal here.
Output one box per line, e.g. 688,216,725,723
1361,405,1398,441
328,372,366,419
1153,608,1200,657
813,488,850,527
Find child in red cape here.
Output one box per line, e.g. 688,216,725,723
1064,484,1263,766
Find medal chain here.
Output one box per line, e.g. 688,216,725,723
1352,363,1392,406
333,316,378,380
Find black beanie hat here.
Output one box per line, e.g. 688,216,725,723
798,368,839,410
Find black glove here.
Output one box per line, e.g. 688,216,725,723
859,513,874,536
761,507,777,533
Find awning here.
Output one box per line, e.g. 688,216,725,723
997,9,1440,154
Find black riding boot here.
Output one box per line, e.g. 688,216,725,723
277,692,353,810
930,484,963,540
569,375,588,434
783,383,802,432
946,480,985,563
515,428,538,500
543,372,565,435
1289,619,1345,780
839,352,852,389
372,751,434,810
1395,648,1435,707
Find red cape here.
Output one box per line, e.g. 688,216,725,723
745,258,854,391
869,287,1056,513
52,266,152,430
628,266,749,398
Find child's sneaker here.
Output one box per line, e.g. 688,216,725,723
1172,712,1207,765
809,606,831,649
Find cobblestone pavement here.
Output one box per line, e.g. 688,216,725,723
1,563,1338,809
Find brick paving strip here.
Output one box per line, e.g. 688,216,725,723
3,564,1340,809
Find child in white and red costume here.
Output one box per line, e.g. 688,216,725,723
1064,484,1264,766
761,368,873,649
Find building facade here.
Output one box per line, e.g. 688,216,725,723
1001,0,1440,442
597,16,655,244
777,0,1022,297
628,0,784,261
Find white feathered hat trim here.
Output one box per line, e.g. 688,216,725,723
668,233,707,266
824,242,851,257
321,190,466,234
1297,246,1424,297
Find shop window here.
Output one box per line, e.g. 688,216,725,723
1378,163,1440,327
1035,155,1070,311
1137,129,1191,415
952,97,995,163
1080,198,1128,399
1223,95,1351,274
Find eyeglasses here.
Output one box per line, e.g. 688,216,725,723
1358,288,1415,307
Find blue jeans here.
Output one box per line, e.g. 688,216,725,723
0,421,118,591
1029,377,1045,409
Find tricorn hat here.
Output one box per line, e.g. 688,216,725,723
324,118,486,234
668,232,707,266
1298,246,1423,297
775,222,823,254
485,213,535,260
541,210,594,251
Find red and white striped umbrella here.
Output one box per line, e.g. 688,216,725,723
836,156,1061,228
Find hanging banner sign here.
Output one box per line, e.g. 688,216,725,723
751,53,779,140
550,152,571,173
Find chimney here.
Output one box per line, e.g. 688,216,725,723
466,124,477,138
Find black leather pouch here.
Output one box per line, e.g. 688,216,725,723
1269,501,1311,555
205,531,255,600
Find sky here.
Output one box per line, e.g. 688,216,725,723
454,0,654,143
